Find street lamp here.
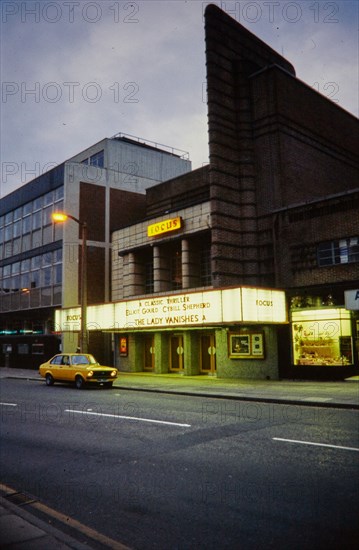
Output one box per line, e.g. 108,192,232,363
52,212,88,353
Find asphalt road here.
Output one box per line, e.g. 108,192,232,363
1,378,358,549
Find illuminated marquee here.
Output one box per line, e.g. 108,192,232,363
147,217,182,237
55,287,287,332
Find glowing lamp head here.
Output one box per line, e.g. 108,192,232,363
52,212,68,223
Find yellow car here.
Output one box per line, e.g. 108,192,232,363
39,353,118,389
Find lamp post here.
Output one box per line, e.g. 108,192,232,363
52,212,88,353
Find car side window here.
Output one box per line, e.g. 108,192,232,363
62,356,70,365
72,355,89,365
50,355,62,365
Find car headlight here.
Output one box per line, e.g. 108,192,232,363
111,370,117,377
87,370,94,377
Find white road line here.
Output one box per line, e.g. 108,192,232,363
65,409,191,428
0,403,17,407
273,437,359,452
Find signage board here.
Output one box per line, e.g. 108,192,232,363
55,286,287,332
241,288,287,323
345,289,359,310
147,217,182,237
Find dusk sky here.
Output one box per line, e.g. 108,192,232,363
1,0,358,198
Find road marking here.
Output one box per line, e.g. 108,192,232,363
273,437,359,452
65,409,191,427
0,402,17,406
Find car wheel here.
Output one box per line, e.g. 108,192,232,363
104,382,113,389
75,376,84,389
45,374,54,386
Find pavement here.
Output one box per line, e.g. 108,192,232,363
1,366,359,549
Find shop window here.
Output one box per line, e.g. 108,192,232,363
18,343,29,355
292,309,353,366
318,237,359,266
32,343,44,355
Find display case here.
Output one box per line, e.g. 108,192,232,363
291,308,353,366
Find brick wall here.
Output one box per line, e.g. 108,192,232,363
204,5,359,289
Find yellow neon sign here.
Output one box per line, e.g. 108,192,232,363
147,217,182,237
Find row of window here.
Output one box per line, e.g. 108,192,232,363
81,150,104,168
0,202,64,241
318,237,359,267
0,187,64,227
1,250,62,290
0,285,62,311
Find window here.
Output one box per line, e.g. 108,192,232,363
33,197,42,210
32,211,42,230
90,150,104,168
43,191,53,206
23,202,32,216
43,206,53,225
41,267,52,286
318,237,359,266
54,187,64,201
54,264,62,284
13,220,21,238
14,207,22,220
23,216,31,233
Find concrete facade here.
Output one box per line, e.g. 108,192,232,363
0,135,191,368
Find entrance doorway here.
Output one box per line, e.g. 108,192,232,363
200,334,216,374
144,335,155,371
170,335,184,372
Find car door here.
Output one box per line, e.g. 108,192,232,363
48,355,63,378
58,354,72,381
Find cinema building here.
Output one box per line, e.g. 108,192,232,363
5,5,359,379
